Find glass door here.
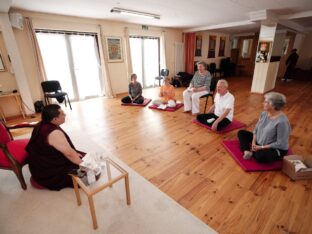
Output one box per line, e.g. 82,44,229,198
36,31,103,101
129,36,159,88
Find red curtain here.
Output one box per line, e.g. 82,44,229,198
184,32,195,74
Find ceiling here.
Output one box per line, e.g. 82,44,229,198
2,0,312,32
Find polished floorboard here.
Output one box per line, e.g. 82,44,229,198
9,76,312,234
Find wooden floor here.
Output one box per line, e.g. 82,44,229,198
9,76,312,234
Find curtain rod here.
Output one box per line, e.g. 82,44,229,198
35,29,97,36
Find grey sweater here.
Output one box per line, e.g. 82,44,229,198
129,82,142,98
253,111,291,150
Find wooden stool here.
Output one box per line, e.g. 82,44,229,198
71,157,131,229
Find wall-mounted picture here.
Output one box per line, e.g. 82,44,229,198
106,36,123,62
195,35,202,56
256,40,272,63
0,51,6,71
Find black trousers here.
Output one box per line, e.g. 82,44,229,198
121,96,144,104
237,130,288,163
196,113,231,131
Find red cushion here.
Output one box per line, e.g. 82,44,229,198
0,139,29,168
0,123,11,145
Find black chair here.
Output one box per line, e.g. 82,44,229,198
154,69,169,87
209,63,217,77
41,80,72,110
200,78,218,113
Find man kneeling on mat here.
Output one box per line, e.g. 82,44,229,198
197,79,234,131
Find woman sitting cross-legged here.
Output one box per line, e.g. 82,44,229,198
121,73,144,104
237,92,291,163
152,77,176,108
196,79,234,131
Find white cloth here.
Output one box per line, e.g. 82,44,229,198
183,89,208,114
214,91,235,121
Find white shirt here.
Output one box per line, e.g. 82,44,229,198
214,91,235,121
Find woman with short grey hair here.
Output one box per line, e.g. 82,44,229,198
237,92,291,163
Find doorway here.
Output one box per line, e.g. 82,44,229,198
36,31,103,101
129,36,160,88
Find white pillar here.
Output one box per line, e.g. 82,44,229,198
0,13,34,115
251,23,286,93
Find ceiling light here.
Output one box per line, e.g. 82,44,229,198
110,7,160,20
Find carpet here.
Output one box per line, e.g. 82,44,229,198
192,119,246,134
148,103,184,112
121,98,152,107
0,133,216,234
222,140,293,172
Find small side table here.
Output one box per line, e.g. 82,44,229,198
71,157,131,229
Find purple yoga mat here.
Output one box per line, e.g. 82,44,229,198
121,98,152,107
149,103,184,112
222,140,293,172
192,119,246,134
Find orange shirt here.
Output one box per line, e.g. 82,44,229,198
160,84,175,101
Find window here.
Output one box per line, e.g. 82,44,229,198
241,39,253,59
208,35,216,58
36,31,103,101
129,36,160,88
218,36,226,57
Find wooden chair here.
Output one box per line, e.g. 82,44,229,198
0,120,36,190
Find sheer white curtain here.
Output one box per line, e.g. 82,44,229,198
96,25,115,98
160,31,167,70
24,17,47,99
124,27,133,82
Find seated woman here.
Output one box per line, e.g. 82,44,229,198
196,79,234,131
152,77,176,107
121,73,144,104
26,104,84,190
237,92,291,163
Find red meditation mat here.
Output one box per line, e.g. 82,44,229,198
148,103,184,112
221,140,293,172
192,119,246,134
121,98,152,107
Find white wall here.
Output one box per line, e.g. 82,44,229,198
296,32,312,70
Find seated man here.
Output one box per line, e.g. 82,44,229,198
183,61,211,115
197,79,234,131
152,77,176,107
26,104,84,190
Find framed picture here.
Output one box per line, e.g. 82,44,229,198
106,36,123,62
255,40,272,63
0,51,6,72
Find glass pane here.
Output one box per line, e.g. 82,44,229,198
129,38,143,85
241,39,253,58
36,33,75,99
70,35,102,99
143,38,159,87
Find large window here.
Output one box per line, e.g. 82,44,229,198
129,36,159,88
36,31,103,101
241,39,253,59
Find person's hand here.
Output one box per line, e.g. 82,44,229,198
159,92,163,97
191,87,197,92
211,121,218,131
252,143,261,151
